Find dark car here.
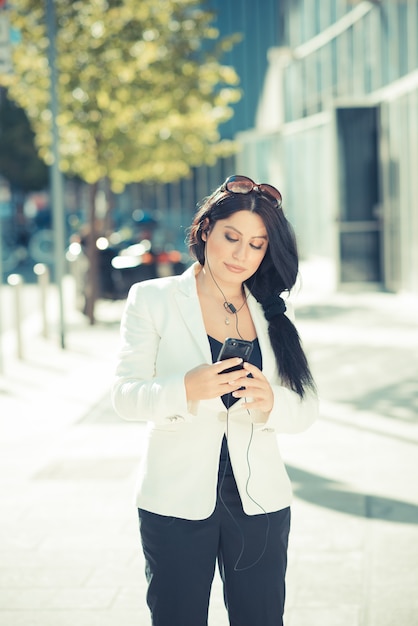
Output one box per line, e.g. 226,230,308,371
68,233,189,303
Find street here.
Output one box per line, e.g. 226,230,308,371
0,275,417,625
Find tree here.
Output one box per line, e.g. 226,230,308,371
0,0,241,320
1,0,241,188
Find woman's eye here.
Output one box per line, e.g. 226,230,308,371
225,234,239,243
250,243,264,250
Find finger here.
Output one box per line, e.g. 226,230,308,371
234,393,272,411
226,369,251,384
231,381,258,396
230,374,262,389
232,378,269,396
216,357,243,374
242,362,262,377
218,366,247,379
218,372,246,388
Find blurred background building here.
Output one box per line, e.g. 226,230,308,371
1,0,417,296
123,0,418,295
235,0,418,295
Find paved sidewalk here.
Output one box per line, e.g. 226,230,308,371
1,278,418,626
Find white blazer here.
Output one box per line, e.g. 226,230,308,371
112,263,318,519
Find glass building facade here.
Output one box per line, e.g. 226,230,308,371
118,1,417,294
237,0,418,293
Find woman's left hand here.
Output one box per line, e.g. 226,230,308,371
230,362,274,415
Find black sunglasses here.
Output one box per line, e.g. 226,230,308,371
222,175,282,208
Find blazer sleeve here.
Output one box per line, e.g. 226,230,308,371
111,283,190,424
260,386,319,433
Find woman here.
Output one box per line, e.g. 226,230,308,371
112,174,318,626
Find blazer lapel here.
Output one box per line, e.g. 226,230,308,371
174,264,212,363
173,265,277,380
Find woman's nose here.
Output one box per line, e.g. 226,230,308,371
232,242,246,260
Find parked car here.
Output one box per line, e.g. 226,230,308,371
67,230,189,303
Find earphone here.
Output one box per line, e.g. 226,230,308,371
225,302,237,314
218,403,270,572
202,229,269,568
204,248,246,339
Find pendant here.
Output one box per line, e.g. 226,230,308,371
225,317,230,325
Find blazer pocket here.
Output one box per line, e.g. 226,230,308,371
151,415,186,432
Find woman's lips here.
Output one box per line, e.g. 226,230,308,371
225,263,245,273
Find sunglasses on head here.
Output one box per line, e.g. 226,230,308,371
221,175,282,208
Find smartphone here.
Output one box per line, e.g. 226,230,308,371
217,338,253,373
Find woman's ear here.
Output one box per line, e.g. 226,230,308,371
200,217,210,241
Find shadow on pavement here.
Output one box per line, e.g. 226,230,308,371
287,465,418,524
345,377,418,424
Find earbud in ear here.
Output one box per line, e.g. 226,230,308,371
200,218,210,240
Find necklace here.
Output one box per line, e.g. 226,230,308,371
203,256,249,327
223,298,247,325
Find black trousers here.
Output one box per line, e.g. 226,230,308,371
138,471,291,626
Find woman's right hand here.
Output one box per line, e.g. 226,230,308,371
184,358,246,403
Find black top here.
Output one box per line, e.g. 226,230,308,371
208,336,263,477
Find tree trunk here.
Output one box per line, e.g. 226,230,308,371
104,177,114,234
84,181,99,325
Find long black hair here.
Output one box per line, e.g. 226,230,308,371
187,180,316,399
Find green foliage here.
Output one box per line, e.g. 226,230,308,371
1,0,241,191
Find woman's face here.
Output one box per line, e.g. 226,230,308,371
203,210,268,287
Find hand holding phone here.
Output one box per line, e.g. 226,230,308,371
185,337,254,403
